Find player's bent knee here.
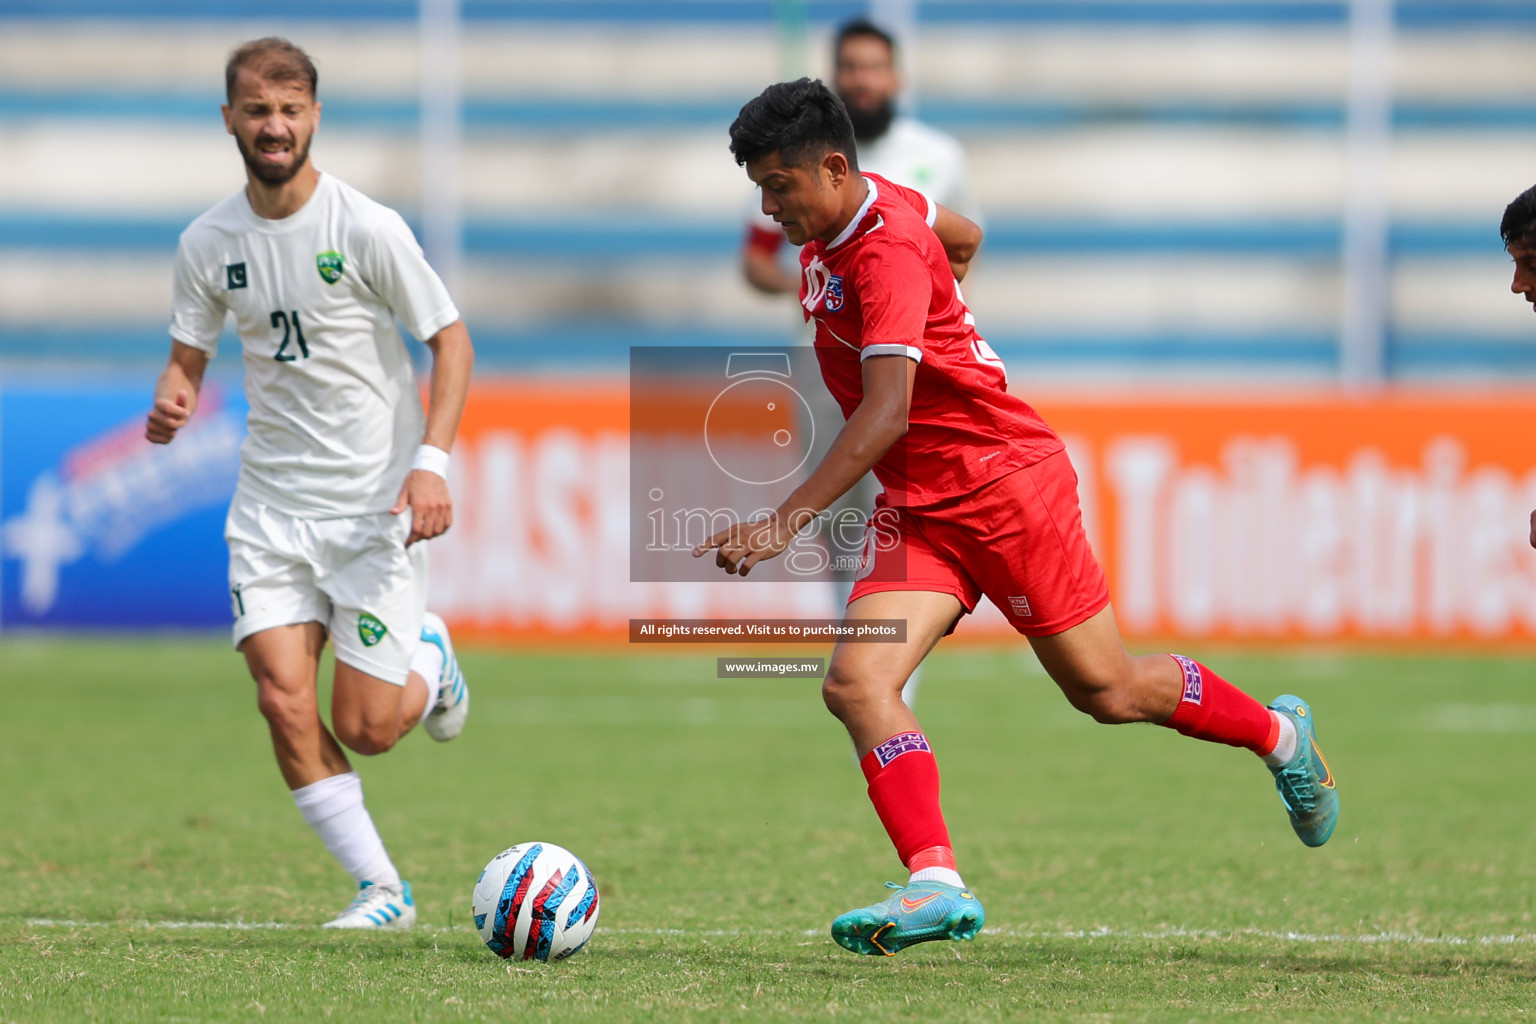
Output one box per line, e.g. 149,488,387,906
821,674,851,719
334,726,396,757
821,663,891,722
332,715,400,757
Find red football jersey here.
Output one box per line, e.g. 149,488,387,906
799,173,1063,505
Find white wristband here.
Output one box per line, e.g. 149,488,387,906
412,444,450,480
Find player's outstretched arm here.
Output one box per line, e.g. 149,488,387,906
145,341,210,444
694,353,915,577
931,204,983,282
393,319,475,545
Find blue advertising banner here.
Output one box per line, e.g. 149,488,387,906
0,378,245,629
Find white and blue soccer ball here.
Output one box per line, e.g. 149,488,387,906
471,842,600,962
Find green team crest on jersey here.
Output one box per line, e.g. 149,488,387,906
316,250,345,284
358,612,388,647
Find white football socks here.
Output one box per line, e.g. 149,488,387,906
291,771,400,886
909,866,966,889
409,640,445,711
1262,711,1299,767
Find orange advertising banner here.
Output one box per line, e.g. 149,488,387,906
1039,394,1536,643
429,382,1536,644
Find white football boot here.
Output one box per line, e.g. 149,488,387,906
322,880,416,929
421,611,470,742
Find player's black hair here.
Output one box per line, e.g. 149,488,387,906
1500,183,1536,250
226,37,318,101
729,78,859,171
834,18,898,63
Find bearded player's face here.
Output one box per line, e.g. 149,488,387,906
746,151,845,247
223,71,320,187
835,34,899,140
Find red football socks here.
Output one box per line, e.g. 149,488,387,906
1161,655,1278,756
859,731,953,868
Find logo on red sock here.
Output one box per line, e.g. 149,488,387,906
872,731,931,768
1171,655,1203,704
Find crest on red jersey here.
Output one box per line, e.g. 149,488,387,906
824,274,845,312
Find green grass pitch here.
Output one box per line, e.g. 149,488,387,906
2,639,1535,1022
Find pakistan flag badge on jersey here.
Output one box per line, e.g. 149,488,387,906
316,250,345,284
358,612,388,647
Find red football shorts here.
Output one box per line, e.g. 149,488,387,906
848,449,1111,637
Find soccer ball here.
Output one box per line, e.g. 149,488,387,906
471,842,600,962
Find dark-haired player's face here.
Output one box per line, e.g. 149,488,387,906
1510,244,1536,312
223,71,320,187
835,35,899,116
747,151,843,247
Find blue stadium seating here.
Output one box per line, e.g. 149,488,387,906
0,0,1532,378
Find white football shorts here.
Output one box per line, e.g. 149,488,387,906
225,498,427,685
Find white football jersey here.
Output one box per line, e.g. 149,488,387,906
858,116,975,219
170,172,459,518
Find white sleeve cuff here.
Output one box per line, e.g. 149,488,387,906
861,344,923,364
919,190,938,227
411,306,461,343
169,328,219,355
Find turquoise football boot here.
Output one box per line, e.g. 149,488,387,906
831,880,985,956
1267,695,1339,848
421,611,469,742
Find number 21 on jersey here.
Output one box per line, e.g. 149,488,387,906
270,310,309,362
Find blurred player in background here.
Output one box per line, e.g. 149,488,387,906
145,38,472,930
1503,185,1536,546
743,17,974,708
706,79,1340,957
741,17,975,295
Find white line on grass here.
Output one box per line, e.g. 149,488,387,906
27,919,297,930
24,919,1536,947
985,926,1536,947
